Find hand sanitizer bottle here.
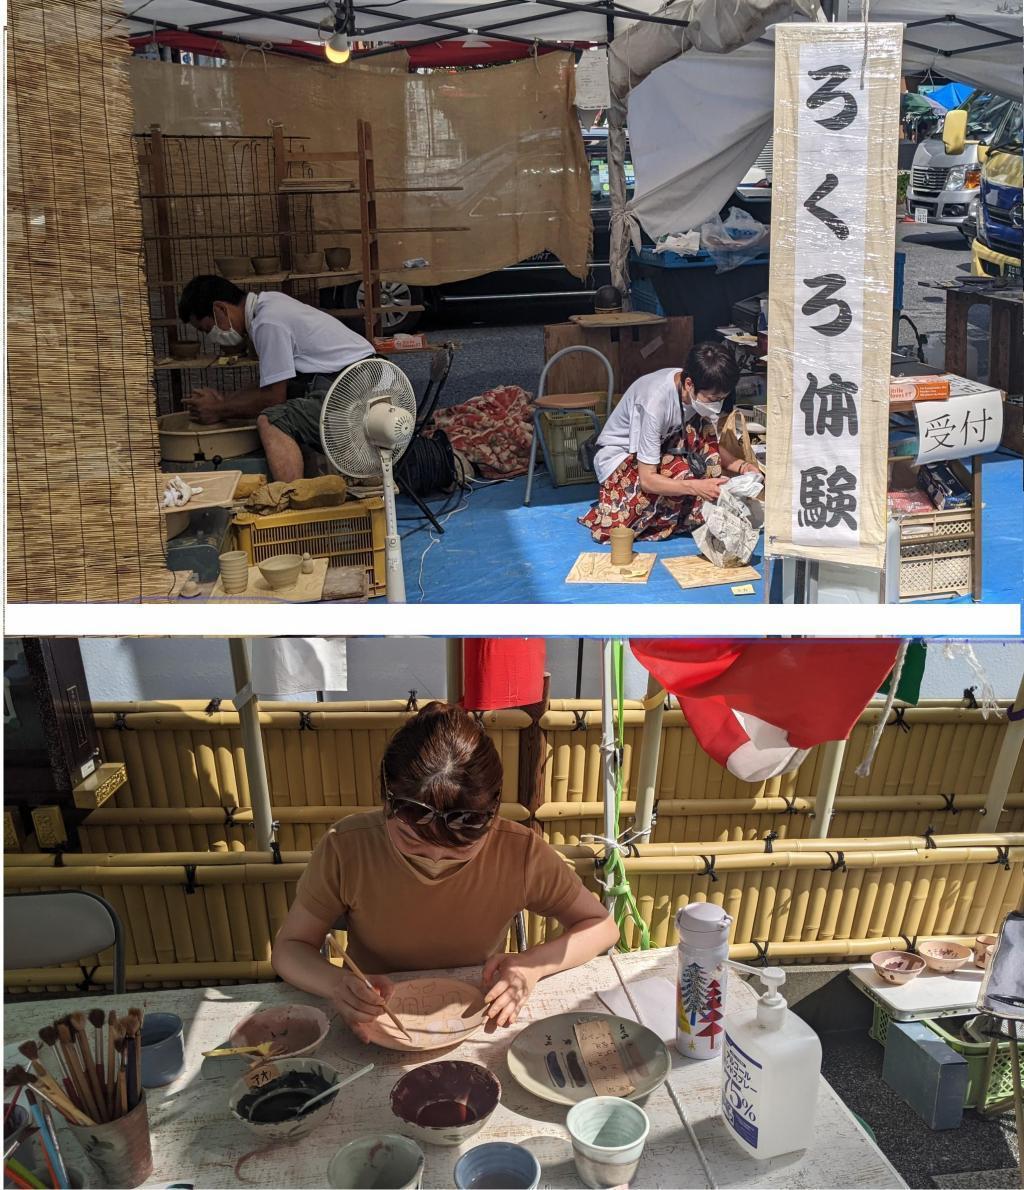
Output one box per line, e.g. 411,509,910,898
720,963,821,1159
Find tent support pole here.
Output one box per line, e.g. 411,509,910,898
634,675,664,840
228,639,274,852
810,739,847,839
980,672,1024,828
447,639,464,704
601,640,618,915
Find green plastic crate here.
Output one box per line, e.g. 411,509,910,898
870,1004,1013,1110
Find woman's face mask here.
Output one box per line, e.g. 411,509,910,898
208,302,243,348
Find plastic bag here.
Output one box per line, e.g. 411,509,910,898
655,231,702,256
699,206,770,273
693,472,764,567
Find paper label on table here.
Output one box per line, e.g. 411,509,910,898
244,1062,281,1089
597,978,676,1043
731,583,756,596
914,388,1003,463
573,1019,635,1097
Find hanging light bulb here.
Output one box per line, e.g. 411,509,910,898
325,30,351,63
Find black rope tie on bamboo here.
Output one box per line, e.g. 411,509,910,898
940,793,959,815
472,711,486,728
888,707,910,734
51,848,66,868
900,934,918,954
825,851,847,873
763,831,778,854
405,690,419,712
571,710,589,732
963,686,979,710
752,941,770,966
204,698,222,716
224,805,240,830
299,711,315,731
699,855,719,882
922,825,937,849
271,821,283,864
76,965,99,993
114,712,130,731
780,796,799,815
993,845,1011,871
1008,701,1024,722
183,864,198,895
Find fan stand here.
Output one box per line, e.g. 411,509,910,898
378,448,407,603
396,472,446,534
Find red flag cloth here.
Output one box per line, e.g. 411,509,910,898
630,640,900,781
461,639,546,711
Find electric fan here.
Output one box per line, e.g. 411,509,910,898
319,357,417,603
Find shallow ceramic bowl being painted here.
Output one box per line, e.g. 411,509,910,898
917,940,974,974
253,255,282,274
229,1057,342,1142
870,950,927,985
215,255,253,277
257,554,304,590
362,977,487,1052
229,1003,330,1059
390,1061,500,1147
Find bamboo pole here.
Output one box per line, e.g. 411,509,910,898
229,640,274,852
809,739,847,839
600,640,617,916
634,675,665,841
447,640,463,704
980,672,1024,827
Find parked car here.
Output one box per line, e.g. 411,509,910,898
906,92,1015,237
969,99,1024,279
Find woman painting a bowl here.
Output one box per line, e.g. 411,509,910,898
272,703,619,1036
580,341,761,543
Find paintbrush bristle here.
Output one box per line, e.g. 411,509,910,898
70,1012,87,1032
89,1008,106,1029
57,1023,72,1044
5,1065,33,1087
38,1026,58,1048
124,1017,139,1039
18,1041,39,1062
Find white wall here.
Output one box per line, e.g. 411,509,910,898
78,638,1023,702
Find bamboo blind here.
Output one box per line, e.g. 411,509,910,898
6,836,1021,993
6,0,171,602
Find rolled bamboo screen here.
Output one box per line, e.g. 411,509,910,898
6,836,1020,993
6,0,171,602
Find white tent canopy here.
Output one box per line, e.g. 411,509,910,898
610,1,1023,287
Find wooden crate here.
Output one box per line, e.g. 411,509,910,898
898,508,973,600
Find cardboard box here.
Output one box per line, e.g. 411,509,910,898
918,462,972,510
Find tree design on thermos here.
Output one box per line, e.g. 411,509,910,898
696,977,724,1042
678,961,709,1030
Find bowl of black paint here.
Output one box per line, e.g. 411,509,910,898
390,1061,500,1147
229,1058,344,1141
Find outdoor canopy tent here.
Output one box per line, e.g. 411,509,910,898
608,0,1024,289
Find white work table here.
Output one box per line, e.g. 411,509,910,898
4,948,905,1189
849,962,986,1021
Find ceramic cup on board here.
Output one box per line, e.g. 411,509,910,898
141,1012,185,1088
609,526,635,567
327,1134,425,1189
453,1142,541,1190
218,550,249,594
566,1096,650,1190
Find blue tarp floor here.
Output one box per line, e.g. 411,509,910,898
398,451,1022,605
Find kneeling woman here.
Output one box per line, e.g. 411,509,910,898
272,703,619,1036
580,341,759,543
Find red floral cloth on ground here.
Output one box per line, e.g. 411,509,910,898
425,385,534,479
579,419,721,543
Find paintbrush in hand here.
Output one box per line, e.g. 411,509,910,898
341,952,412,1040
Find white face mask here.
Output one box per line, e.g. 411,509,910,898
209,306,243,348
690,397,725,421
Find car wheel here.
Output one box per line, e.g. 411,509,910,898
342,280,424,335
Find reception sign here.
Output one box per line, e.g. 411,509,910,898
766,24,902,570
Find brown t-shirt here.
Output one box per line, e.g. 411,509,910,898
294,810,584,974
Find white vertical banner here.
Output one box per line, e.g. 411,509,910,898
766,24,902,570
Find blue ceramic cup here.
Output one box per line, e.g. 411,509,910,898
453,1142,541,1190
141,1012,185,1087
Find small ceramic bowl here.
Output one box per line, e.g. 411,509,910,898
870,950,926,985
454,1142,540,1190
168,341,201,359
229,1003,330,1059
229,1057,342,1142
252,255,281,274
293,250,325,274
257,553,303,590
390,1061,500,1147
325,246,352,270
215,255,253,277
917,939,973,974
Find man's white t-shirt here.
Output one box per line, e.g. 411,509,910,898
593,367,696,484
244,291,374,389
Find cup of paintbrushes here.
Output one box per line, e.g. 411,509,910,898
67,1095,153,1189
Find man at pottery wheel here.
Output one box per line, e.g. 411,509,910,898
272,702,619,1036
580,341,761,543
177,276,374,482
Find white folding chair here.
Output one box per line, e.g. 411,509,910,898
4,890,126,994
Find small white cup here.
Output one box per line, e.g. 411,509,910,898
566,1096,650,1190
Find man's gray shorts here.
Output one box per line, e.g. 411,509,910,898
262,372,335,450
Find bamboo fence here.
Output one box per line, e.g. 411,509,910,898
6,0,171,602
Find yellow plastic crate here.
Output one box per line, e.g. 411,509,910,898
232,498,387,597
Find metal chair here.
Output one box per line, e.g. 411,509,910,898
4,890,126,994
524,345,615,505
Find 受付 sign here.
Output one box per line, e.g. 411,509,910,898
766,24,902,570
914,379,1003,464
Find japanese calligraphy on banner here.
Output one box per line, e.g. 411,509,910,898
766,24,901,570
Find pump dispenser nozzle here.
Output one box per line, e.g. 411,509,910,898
728,961,788,1030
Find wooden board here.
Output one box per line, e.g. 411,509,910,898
570,311,666,328
544,316,694,396
160,470,242,516
209,558,328,603
661,556,760,590
566,552,656,584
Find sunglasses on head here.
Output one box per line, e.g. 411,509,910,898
381,766,496,840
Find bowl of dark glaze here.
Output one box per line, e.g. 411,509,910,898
390,1061,500,1147
229,1057,344,1142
